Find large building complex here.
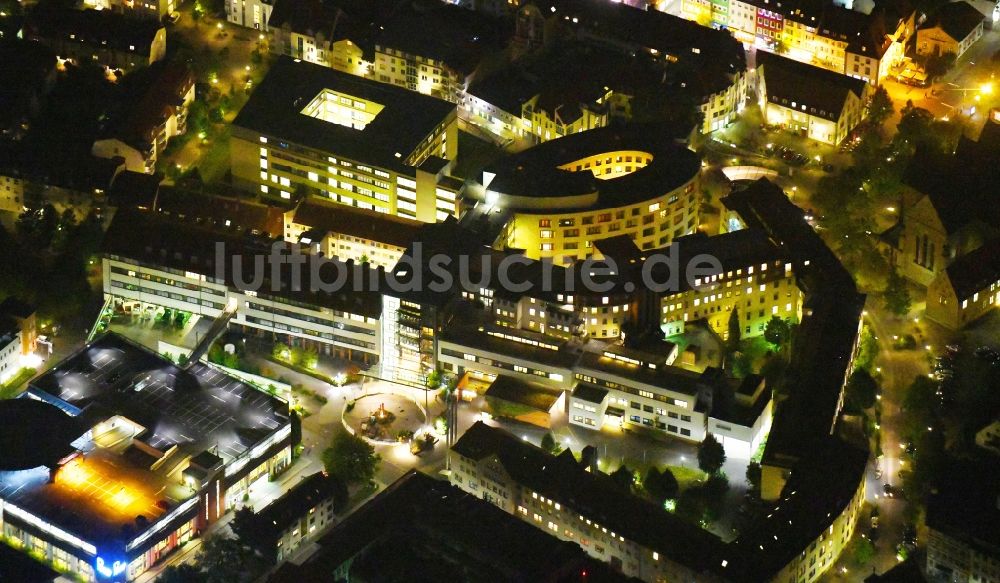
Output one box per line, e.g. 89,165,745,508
467,126,702,263
101,207,383,364
0,333,293,582
231,56,460,222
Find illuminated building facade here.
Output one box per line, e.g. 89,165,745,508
756,52,870,145
101,208,383,364
450,422,725,582
468,126,702,263
916,1,984,61
282,200,426,269
676,0,913,84
231,57,460,222
0,333,293,582
0,298,38,386
226,0,274,30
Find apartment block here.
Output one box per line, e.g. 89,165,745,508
23,8,166,73
92,61,195,174
246,472,344,564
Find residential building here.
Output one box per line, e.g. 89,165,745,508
245,472,344,564
725,438,868,583
516,0,749,134
282,199,425,268
0,332,294,583
467,125,702,263
92,61,195,174
599,230,804,339
83,0,177,22
266,0,370,73
23,8,167,73
450,421,727,581
0,173,27,213
101,207,383,364
722,178,865,507
231,56,460,222
677,0,913,84
925,236,1000,329
0,297,37,386
925,460,1000,583
370,1,510,103
228,0,275,30
756,52,870,145
267,470,625,583
917,1,985,60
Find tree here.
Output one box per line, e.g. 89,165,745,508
852,536,876,565
229,507,262,548
763,316,791,349
301,346,318,369
322,432,380,486
883,269,911,317
924,51,956,79
746,461,762,494
290,410,302,449
159,564,207,583
867,86,894,127
845,369,879,413
609,465,635,492
540,431,558,453
727,308,741,352
644,467,679,503
272,341,289,360
196,535,261,583
698,433,726,475
425,368,442,389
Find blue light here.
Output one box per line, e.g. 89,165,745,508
95,557,126,578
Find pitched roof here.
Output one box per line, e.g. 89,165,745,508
25,8,163,56
757,52,867,122
903,118,1000,233
252,472,344,535
289,200,423,248
269,470,624,582
452,421,727,572
97,61,194,151
921,1,984,41
942,236,1000,300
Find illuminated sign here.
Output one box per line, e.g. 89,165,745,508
95,557,126,578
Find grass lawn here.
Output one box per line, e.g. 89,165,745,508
198,127,231,184
0,367,36,399
665,464,707,491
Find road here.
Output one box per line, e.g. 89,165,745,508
884,27,1000,131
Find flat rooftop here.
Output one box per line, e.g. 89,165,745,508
1,333,290,549
233,56,456,171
